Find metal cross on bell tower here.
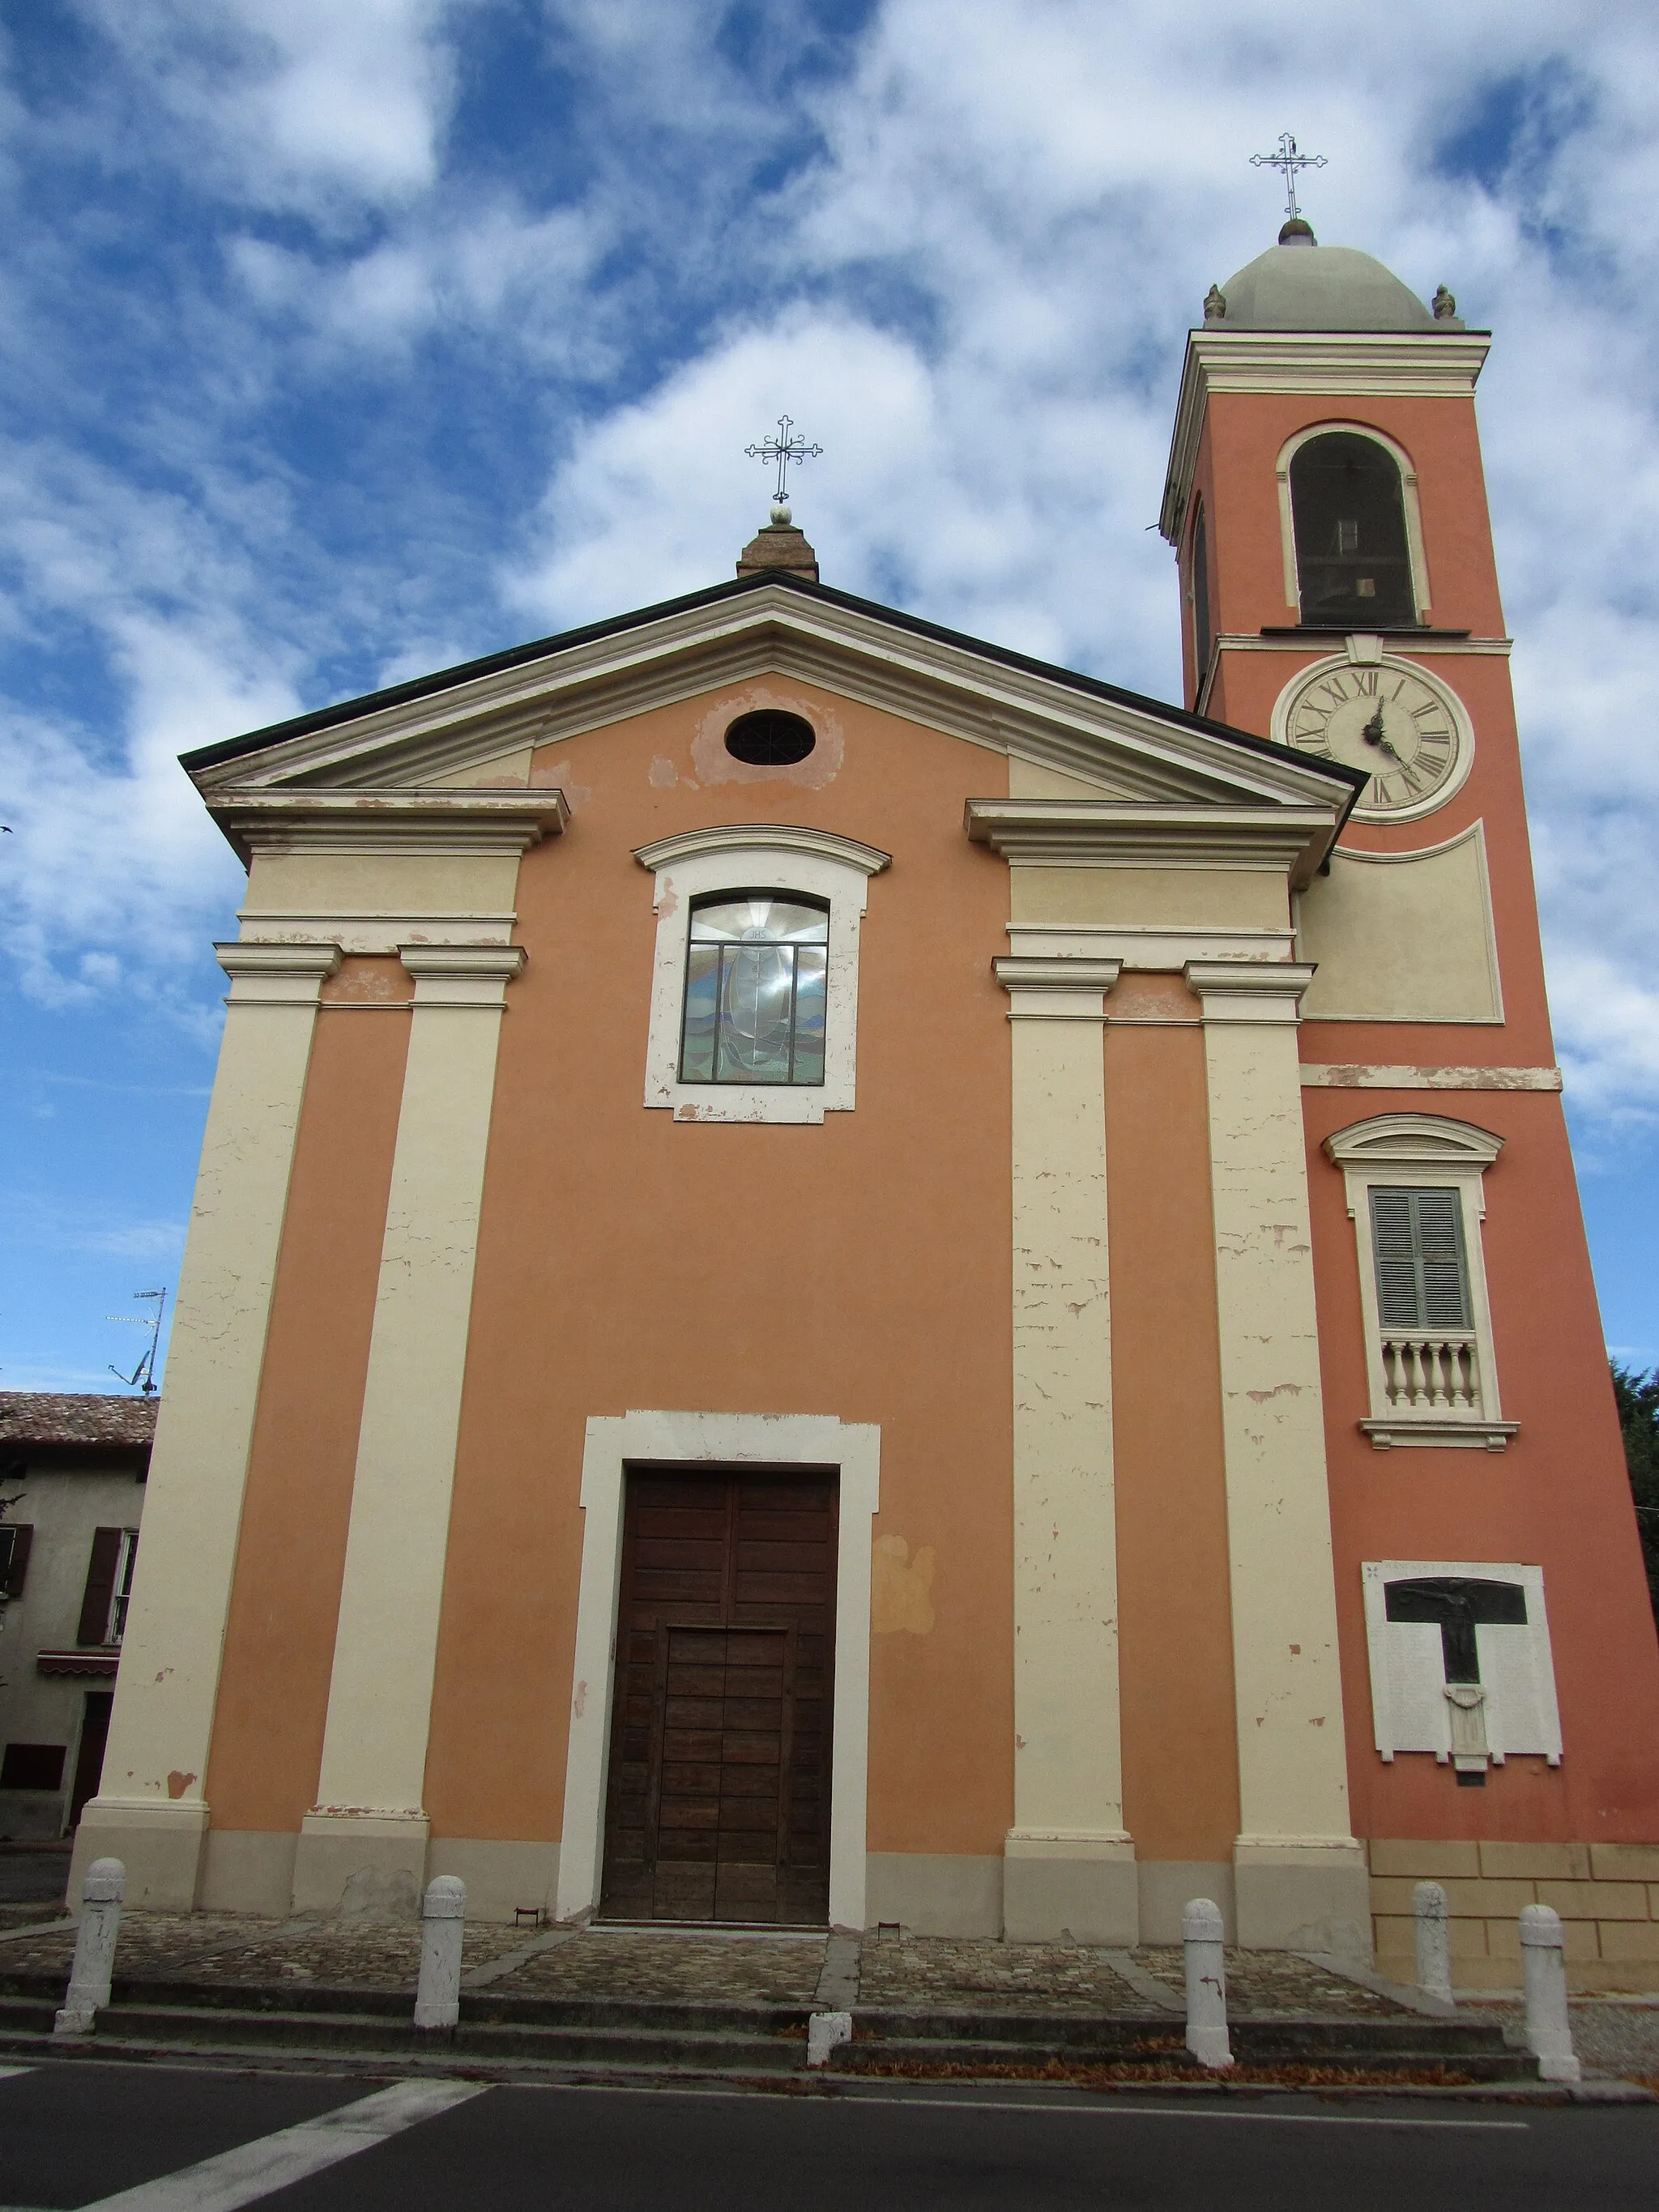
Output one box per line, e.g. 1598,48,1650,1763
744,415,822,521
1250,130,1328,224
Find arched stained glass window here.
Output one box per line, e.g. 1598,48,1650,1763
679,894,829,1085
1290,433,1415,627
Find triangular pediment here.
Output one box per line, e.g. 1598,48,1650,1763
184,574,1360,827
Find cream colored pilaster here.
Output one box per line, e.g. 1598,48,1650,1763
71,943,340,1910
1185,959,1369,1954
292,944,525,1916
994,955,1137,1944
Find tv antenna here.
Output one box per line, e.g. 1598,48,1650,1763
107,1288,167,1396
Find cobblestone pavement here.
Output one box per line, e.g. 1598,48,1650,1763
0,1912,526,1988
857,1938,1153,2014
1137,1947,1405,2018
1465,1997,1659,2086
488,1931,826,2005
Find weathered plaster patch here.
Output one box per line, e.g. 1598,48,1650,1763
649,757,678,788
689,686,845,790
872,1535,936,1634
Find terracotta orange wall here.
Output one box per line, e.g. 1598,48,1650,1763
420,681,1017,1854
1305,1085,1659,1843
1201,390,1504,644
1107,977,1240,1860
205,960,412,1830
1186,383,1556,1066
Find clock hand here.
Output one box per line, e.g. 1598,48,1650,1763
1359,702,1405,763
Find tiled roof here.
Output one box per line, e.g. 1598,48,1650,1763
0,1392,158,1451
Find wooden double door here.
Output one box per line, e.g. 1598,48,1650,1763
599,1469,837,1924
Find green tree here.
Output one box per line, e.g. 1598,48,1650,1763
1611,1362,1659,1634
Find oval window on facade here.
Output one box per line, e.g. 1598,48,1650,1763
723,710,817,766
680,894,829,1085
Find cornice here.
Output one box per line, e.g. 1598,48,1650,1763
214,939,341,1006
1184,959,1318,1024
205,788,569,866
1323,1111,1505,1169
964,798,1340,889
399,942,527,1009
993,957,1124,992
1160,328,1493,544
190,582,1358,824
993,954,1123,1021
633,823,891,876
1213,632,1514,659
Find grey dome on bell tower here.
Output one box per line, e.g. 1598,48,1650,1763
1205,222,1460,332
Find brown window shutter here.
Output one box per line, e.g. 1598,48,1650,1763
1,1525,32,1597
77,1528,123,1647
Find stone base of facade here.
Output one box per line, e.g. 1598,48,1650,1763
1371,1839,1659,1992
69,1798,208,1912
1137,1861,1236,1943
1234,1837,1372,1955
192,1829,561,1923
1002,1833,1138,1944
201,1830,298,1913
864,1852,1004,1936
429,1839,560,1924
291,1813,430,1919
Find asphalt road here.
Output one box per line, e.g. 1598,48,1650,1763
0,2061,1655,2210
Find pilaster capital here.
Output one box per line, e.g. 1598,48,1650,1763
994,954,1122,1021
399,942,527,1008
215,940,341,1006
1183,959,1316,1025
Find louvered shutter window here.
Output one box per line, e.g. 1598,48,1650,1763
1369,1188,1472,1330
0,1525,32,1598
77,1528,124,1647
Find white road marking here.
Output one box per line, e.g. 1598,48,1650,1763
0,2066,33,2080
77,2078,491,2210
513,2080,1531,2130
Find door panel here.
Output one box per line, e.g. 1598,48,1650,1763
600,1470,836,1924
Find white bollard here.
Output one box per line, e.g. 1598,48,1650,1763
1414,1880,1453,2005
806,2010,853,2068
53,1856,125,2037
414,1875,466,2032
1181,1898,1233,2070
1519,1903,1580,2083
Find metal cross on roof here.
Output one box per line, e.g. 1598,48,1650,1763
744,415,822,508
1250,131,1328,223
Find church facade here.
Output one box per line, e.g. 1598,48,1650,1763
74,224,1659,1987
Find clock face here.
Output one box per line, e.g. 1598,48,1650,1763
1278,658,1470,821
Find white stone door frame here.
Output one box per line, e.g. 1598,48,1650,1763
554,1410,880,1932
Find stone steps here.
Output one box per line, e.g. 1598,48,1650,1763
0,1978,1534,2085
834,2005,1528,2082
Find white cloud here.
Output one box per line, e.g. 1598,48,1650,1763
72,0,467,213
3,0,1659,1139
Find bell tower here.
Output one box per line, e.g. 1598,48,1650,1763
1159,218,1659,1963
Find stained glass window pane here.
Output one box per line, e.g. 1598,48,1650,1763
680,943,720,1081
679,894,830,1085
689,897,829,944
792,946,827,1084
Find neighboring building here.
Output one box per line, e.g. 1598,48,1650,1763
70,222,1659,1987
0,1394,152,1843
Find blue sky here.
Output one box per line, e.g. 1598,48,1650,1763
3,0,1658,1392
